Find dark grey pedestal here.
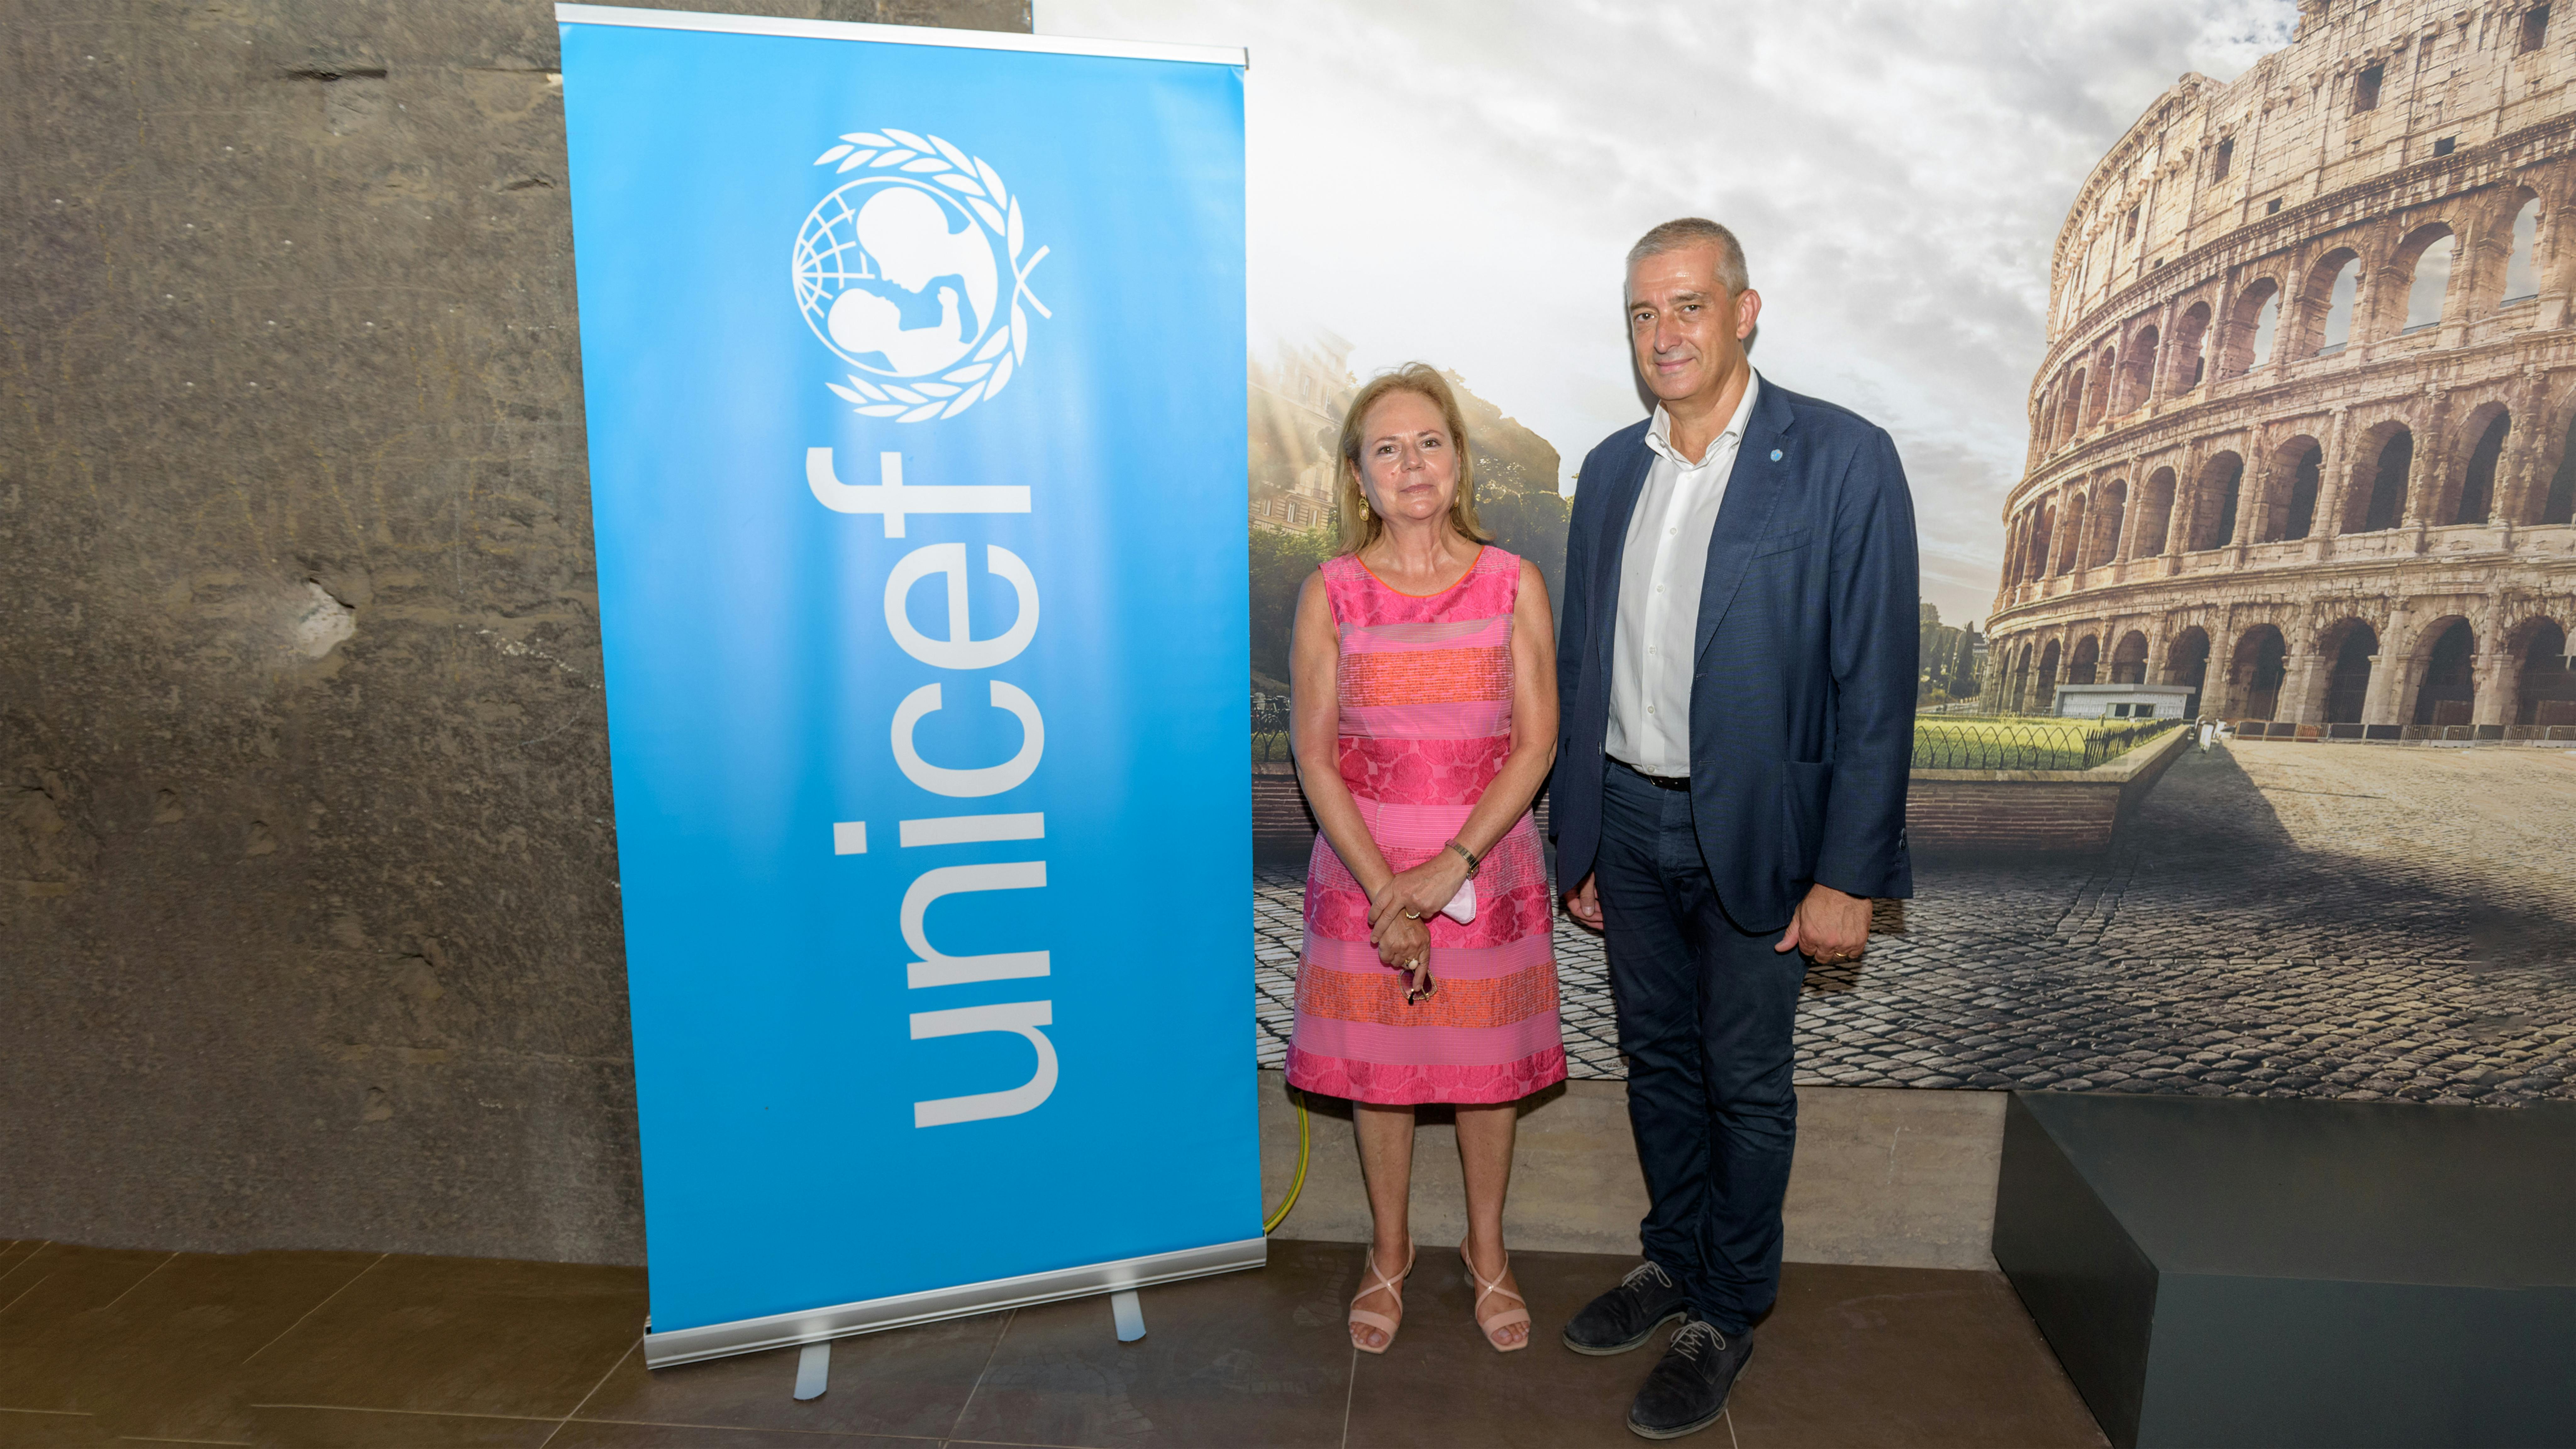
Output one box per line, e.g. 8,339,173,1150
1991,1092,2574,1449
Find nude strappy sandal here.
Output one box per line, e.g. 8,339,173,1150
1348,1240,1414,1354
1461,1243,1531,1352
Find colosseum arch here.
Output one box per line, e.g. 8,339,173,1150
2257,433,2325,541
2381,221,2460,337
2473,186,2545,311
2090,479,2129,563
2084,345,2117,426
2510,369,2576,524
2109,629,2150,684
2223,623,2290,720
2441,402,2512,526
2116,325,2160,412
2131,466,2179,557
2501,614,2576,727
2024,502,2057,581
2402,614,2480,727
2008,642,2036,712
2164,625,2213,715
2342,420,2415,534
2218,276,2282,376
2057,493,2090,574
2166,300,2213,393
2064,633,2098,685
2297,246,2365,358
2532,403,2576,526
2032,497,2062,577
2057,369,2087,447
2188,450,2246,551
2035,637,2064,710
2316,617,2381,724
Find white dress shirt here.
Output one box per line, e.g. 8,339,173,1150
1607,372,1761,777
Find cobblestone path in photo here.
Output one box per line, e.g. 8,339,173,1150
1254,743,2576,1106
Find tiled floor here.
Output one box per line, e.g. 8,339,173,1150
0,1235,2104,1448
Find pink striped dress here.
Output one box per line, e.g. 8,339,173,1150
1284,546,1567,1105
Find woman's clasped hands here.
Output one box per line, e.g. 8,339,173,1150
1367,849,1471,1001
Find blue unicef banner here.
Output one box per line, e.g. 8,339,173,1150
556,6,1256,1363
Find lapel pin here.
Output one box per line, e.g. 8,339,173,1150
1770,449,1783,462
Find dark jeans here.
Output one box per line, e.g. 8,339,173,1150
1596,760,1805,1334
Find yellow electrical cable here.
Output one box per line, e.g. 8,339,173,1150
1263,1089,1311,1234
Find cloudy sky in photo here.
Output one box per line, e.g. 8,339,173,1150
1036,0,2304,626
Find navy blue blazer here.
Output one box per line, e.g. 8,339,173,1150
1552,375,1918,932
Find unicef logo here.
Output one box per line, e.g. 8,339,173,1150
792,128,1050,423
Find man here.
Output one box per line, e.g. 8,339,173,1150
1552,219,1916,1440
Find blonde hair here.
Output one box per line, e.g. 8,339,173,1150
1334,363,1490,555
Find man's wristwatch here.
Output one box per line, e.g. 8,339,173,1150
1444,838,1481,877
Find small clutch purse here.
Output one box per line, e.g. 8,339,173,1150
1440,877,1476,924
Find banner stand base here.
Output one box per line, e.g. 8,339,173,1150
643,1236,1267,1368
792,1341,829,1399
1110,1289,1146,1342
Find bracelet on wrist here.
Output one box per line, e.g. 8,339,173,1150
1444,838,1481,878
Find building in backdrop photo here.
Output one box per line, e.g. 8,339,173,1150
1193,0,2574,1116
3,0,2568,1446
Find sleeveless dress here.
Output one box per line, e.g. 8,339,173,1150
1283,546,1568,1105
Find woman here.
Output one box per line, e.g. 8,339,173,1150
1284,364,1564,1355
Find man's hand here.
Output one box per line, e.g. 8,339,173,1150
1563,873,1603,930
1775,882,1869,965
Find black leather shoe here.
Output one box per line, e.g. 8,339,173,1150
1561,1260,1688,1356
1627,1320,1752,1440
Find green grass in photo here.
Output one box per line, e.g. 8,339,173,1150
1911,715,2179,771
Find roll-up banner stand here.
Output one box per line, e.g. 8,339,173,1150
556,5,1257,1367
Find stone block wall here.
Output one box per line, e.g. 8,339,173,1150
1,0,1028,1266
1904,780,2130,854
1252,764,1318,860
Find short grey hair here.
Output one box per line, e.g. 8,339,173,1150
1626,218,1749,296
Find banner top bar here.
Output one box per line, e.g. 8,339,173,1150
554,4,1248,69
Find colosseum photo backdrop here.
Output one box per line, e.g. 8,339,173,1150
1037,0,2573,1108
